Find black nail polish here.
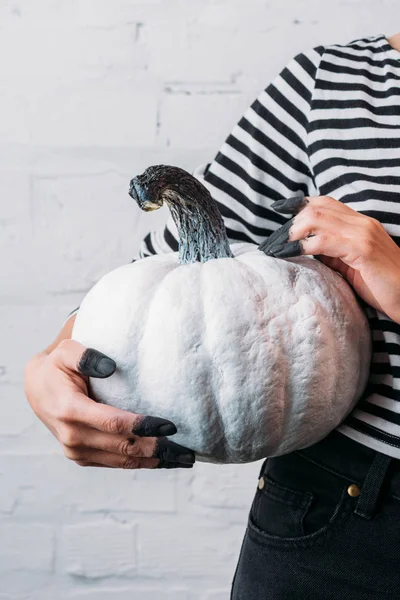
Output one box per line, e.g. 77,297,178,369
176,453,196,464
157,460,194,469
259,219,293,253
271,194,305,205
272,240,303,258
271,195,308,214
264,243,285,256
132,416,177,437
155,438,195,464
78,348,116,378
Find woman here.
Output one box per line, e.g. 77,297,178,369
25,32,400,598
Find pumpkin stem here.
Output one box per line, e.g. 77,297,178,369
129,165,233,264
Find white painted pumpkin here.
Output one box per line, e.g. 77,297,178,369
72,165,371,464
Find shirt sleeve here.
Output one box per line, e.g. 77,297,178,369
64,47,323,326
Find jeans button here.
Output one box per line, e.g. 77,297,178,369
258,476,265,490
347,484,361,497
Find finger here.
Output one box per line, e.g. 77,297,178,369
293,202,363,229
152,436,195,464
258,216,313,255
260,210,350,257
270,194,309,214
259,218,294,253
259,200,364,255
263,239,305,258
271,194,357,217
78,347,117,378
66,392,178,437
52,339,117,379
75,451,193,469
155,459,194,469
73,428,194,464
288,210,345,246
305,195,361,217
271,232,348,260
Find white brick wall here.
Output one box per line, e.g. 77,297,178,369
2,0,398,597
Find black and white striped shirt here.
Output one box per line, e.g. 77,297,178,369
68,34,400,459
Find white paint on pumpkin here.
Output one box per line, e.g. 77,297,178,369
72,242,371,464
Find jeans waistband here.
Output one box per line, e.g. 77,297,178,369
293,429,400,502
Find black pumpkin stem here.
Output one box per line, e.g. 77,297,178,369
129,165,233,265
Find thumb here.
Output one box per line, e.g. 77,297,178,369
52,339,117,379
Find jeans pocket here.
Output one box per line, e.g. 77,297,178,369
248,454,353,549
251,472,313,538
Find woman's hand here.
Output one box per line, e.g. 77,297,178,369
24,340,195,469
259,194,400,323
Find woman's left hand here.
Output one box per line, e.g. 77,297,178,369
259,194,400,323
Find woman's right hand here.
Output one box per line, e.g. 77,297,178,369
24,339,195,469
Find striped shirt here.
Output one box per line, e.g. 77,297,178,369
67,34,400,459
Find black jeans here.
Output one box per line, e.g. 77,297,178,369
231,429,400,599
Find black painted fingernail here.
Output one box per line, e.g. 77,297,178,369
158,422,178,436
157,460,194,469
155,438,196,464
272,240,303,258
78,348,116,378
272,194,303,206
132,416,177,437
271,195,308,214
259,219,293,253
97,357,116,376
264,243,285,256
177,453,196,464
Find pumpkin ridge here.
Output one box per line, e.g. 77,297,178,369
135,261,180,409
222,256,273,459
228,252,295,458
198,263,228,463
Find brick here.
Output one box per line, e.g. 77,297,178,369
0,455,176,517
65,589,189,600
138,518,244,578
0,523,54,571
30,172,151,294
76,0,165,28
145,12,285,85
0,1,77,24
0,90,30,144
190,461,261,510
0,573,57,598
71,468,177,514
0,305,73,383
0,470,18,514
0,172,35,298
0,25,150,86
203,593,231,600
28,90,157,147
62,520,136,578
159,93,247,149
0,421,58,458
0,384,37,435
0,171,30,221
